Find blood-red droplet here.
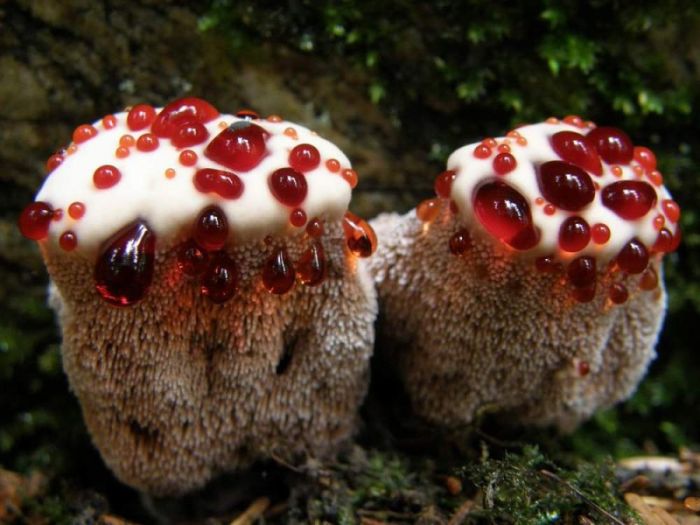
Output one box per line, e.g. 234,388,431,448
59,231,77,251
94,221,155,306
493,152,517,175
609,283,629,304
559,216,590,252
194,168,244,200
68,202,85,220
586,126,634,164
416,198,441,222
194,206,228,251
326,159,340,172
591,223,611,245
449,229,471,255
73,124,98,144
102,114,117,129
290,208,307,227
578,360,591,376
18,202,54,240
652,228,674,253
201,252,238,303
289,143,321,172
473,144,491,159
93,165,121,189
52,209,63,221
306,218,324,238
633,146,656,171
205,121,269,172
434,170,457,198
550,131,602,176
136,133,159,152
269,168,308,206
601,180,657,220
152,97,219,138
661,199,680,223
537,161,595,211
46,154,64,173
616,238,649,274
172,122,209,148
567,256,596,288
298,242,326,286
179,150,198,166
262,247,296,294
176,239,209,276
639,267,658,290
343,211,377,257
127,104,156,131
342,169,359,188
235,109,259,120
473,181,539,249
535,255,561,273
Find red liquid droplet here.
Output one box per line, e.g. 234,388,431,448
59,231,77,251
176,239,209,276
262,247,296,294
326,159,341,172
343,211,377,257
93,165,121,189
269,168,308,206
205,121,269,172
434,170,457,198
298,242,326,286
152,97,219,138
289,143,321,172
493,152,517,175
591,223,610,245
171,122,209,148
661,199,680,223
194,168,244,199
18,202,54,240
179,150,198,166
609,283,629,304
342,169,359,188
601,180,657,220
52,209,63,221
586,126,634,164
201,252,238,303
616,238,649,274
559,216,590,252
73,124,98,144
290,208,307,227
235,109,259,120
127,104,156,131
94,221,155,306
473,181,539,249
633,146,657,171
537,161,595,211
46,154,64,173
652,228,674,253
578,360,591,376
68,202,85,220
639,267,658,291
194,206,229,251
550,131,602,176
449,229,472,255
535,255,561,273
136,133,159,152
473,144,491,159
306,218,324,238
567,256,597,288
102,114,117,129
416,198,441,222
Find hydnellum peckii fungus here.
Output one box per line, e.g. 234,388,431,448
368,117,680,431
19,98,378,495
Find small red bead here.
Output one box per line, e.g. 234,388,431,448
326,159,341,172
342,169,359,188
136,133,159,152
289,144,321,172
343,211,377,257
127,104,156,131
591,223,611,244
194,206,229,251
59,231,77,251
608,283,629,304
616,238,649,274
200,252,238,303
473,144,492,159
306,218,324,238
172,122,209,148
102,114,117,129
269,168,308,207
179,150,198,166
661,199,680,223
46,154,64,173
176,239,209,276
115,146,129,158
578,360,591,376
493,152,517,175
567,256,597,288
297,242,326,286
559,216,590,252
68,202,85,220
633,146,656,172
193,168,244,199
449,229,472,255
434,170,457,198
416,198,441,223
290,208,307,227
18,202,54,240
73,124,98,144
93,165,121,189
262,247,296,294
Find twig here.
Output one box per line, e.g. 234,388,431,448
539,469,626,525
229,497,271,525
447,499,475,525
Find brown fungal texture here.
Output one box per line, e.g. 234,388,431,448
44,223,376,495
368,206,665,430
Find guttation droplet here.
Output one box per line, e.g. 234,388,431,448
94,221,156,306
586,126,634,164
559,216,590,253
194,206,229,252
151,97,219,138
18,202,54,241
297,242,326,286
601,180,657,220
550,131,602,176
616,238,649,274
567,256,596,289
537,161,595,211
194,168,244,200
205,121,269,172
176,239,209,276
342,211,377,257
473,181,539,250
200,252,238,303
262,247,296,294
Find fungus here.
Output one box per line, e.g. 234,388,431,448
18,98,378,495
367,118,680,430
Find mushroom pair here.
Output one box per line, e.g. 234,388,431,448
20,101,680,495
